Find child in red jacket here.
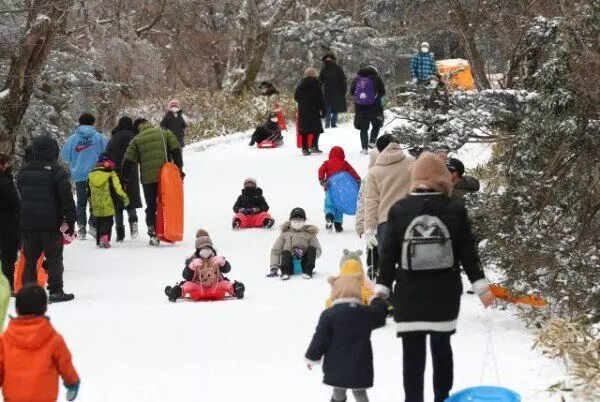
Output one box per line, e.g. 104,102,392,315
318,146,360,232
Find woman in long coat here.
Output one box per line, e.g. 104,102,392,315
294,68,326,156
106,116,143,241
319,53,347,128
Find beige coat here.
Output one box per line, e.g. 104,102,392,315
270,221,323,266
355,150,379,236
365,143,414,230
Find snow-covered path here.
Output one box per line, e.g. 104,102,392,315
24,125,562,401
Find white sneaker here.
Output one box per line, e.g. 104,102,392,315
88,226,97,239
360,149,369,155
301,273,312,280
77,230,86,241
368,142,376,149
281,274,290,281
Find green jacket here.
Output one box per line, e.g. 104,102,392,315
123,123,181,184
88,168,129,217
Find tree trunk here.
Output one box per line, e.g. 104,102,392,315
236,30,271,94
0,0,73,155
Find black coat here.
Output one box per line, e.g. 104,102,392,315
17,136,76,232
319,64,347,113
106,129,143,209
377,192,485,334
294,77,326,136
305,298,387,389
0,169,20,234
160,111,187,148
351,67,386,125
233,187,269,213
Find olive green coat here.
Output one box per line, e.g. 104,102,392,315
88,169,129,217
124,123,181,184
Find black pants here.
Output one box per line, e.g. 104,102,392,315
0,227,19,289
95,216,114,245
280,247,317,275
22,230,64,294
142,182,159,231
301,133,320,151
402,333,453,402
358,118,382,150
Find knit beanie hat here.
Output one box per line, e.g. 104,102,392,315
328,275,362,301
16,285,48,316
289,207,306,220
194,229,213,250
244,178,257,187
411,152,453,195
97,153,116,169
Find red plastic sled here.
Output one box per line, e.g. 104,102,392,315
156,162,184,243
257,140,278,149
14,250,48,292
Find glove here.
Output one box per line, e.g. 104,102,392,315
365,229,378,249
266,266,279,277
479,288,496,308
212,256,226,267
320,180,329,190
412,77,418,84
240,208,250,215
291,248,304,259
65,381,80,401
189,258,203,269
62,221,75,237
251,207,260,214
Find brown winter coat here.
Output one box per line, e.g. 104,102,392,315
365,143,414,231
270,221,322,266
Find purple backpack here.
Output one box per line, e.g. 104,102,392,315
354,76,377,106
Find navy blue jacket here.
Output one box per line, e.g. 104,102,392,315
305,297,387,389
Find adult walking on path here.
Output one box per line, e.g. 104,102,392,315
18,136,77,303
106,116,143,242
364,135,413,252
375,152,494,402
411,42,438,85
60,113,107,240
122,119,183,246
294,68,326,156
160,99,187,148
319,53,347,128
350,66,386,154
0,152,20,290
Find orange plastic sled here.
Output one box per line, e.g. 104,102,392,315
156,162,184,243
490,284,548,307
436,59,476,91
14,250,48,292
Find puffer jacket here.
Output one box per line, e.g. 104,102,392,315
318,146,360,182
270,221,322,266
233,187,269,213
0,316,80,402
60,125,108,182
452,175,480,199
365,143,413,231
123,122,182,184
87,168,129,217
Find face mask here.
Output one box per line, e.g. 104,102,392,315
198,248,213,259
170,107,180,113
421,47,429,53
291,220,305,230
270,118,279,123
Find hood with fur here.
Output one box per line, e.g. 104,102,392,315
328,275,362,301
375,142,407,166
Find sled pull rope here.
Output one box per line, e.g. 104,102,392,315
479,308,501,386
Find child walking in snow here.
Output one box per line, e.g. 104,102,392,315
305,275,387,402
318,146,361,232
268,208,322,280
232,178,275,229
87,154,129,248
0,285,80,401
164,230,245,302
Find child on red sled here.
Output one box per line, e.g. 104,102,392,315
232,178,275,229
248,113,283,147
318,146,361,232
164,230,245,302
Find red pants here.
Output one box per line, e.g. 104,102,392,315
233,212,272,228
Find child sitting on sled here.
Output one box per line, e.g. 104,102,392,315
249,113,283,147
318,146,360,232
268,208,322,280
232,178,275,229
305,275,387,402
164,230,245,302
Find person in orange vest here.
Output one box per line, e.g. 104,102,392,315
0,285,80,401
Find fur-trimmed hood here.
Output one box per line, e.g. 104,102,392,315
280,220,319,235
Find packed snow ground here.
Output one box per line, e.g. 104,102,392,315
11,124,564,401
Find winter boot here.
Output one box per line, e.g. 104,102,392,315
334,222,343,233
148,226,160,246
310,146,323,155
49,291,75,303
266,267,279,277
99,234,111,249
116,225,126,243
360,149,369,155
77,225,86,240
368,142,376,149
130,221,138,239
302,148,311,156
325,213,334,232
233,281,245,299
88,225,97,239
263,218,275,229
232,218,241,230
165,285,182,302
301,273,313,279
281,274,290,281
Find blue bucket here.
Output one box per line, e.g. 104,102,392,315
446,386,521,402
292,258,303,275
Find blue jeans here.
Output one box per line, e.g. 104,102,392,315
75,181,96,229
325,108,338,127
324,190,343,224
114,206,138,227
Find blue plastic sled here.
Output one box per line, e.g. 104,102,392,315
446,386,521,402
328,171,359,216
293,258,303,275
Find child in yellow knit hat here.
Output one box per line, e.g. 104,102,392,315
325,249,374,308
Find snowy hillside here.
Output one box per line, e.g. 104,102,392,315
10,125,563,401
